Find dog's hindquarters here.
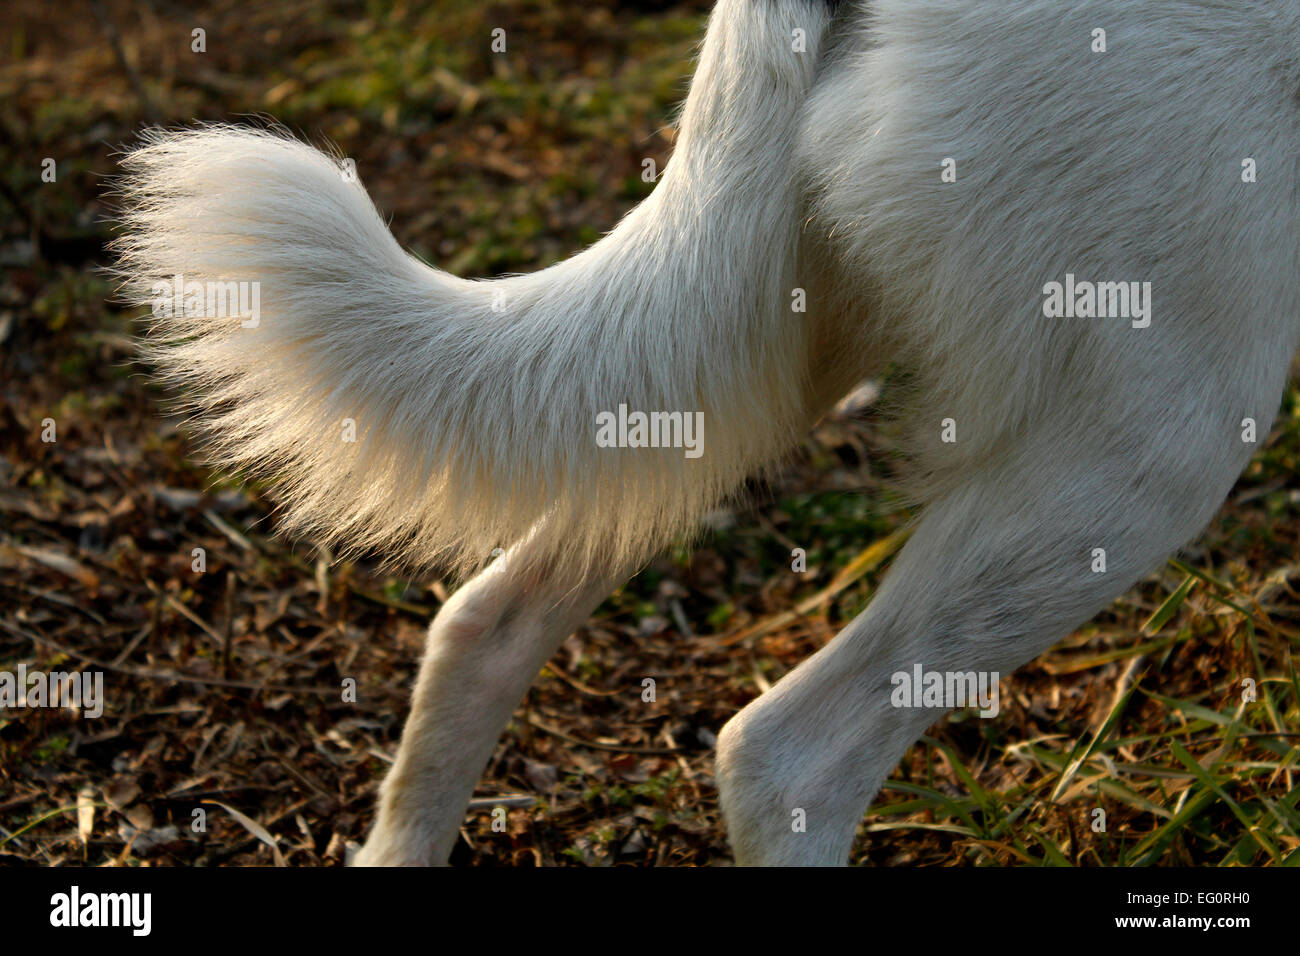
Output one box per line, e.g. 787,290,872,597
714,0,1300,863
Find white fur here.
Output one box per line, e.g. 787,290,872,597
114,0,829,583
116,0,1300,866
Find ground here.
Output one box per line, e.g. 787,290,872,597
1,0,1297,866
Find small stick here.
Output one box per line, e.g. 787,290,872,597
222,571,236,679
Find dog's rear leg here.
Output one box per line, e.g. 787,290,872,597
354,538,632,866
715,401,1267,865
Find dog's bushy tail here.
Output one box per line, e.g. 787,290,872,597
114,0,834,578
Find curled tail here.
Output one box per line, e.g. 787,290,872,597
114,0,835,578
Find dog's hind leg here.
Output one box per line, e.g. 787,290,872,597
715,377,1285,865
354,536,634,866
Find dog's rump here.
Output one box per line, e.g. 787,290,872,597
797,0,1300,496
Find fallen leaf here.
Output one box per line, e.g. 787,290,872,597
204,800,286,866
76,786,95,845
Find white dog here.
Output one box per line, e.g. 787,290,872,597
115,0,1300,865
